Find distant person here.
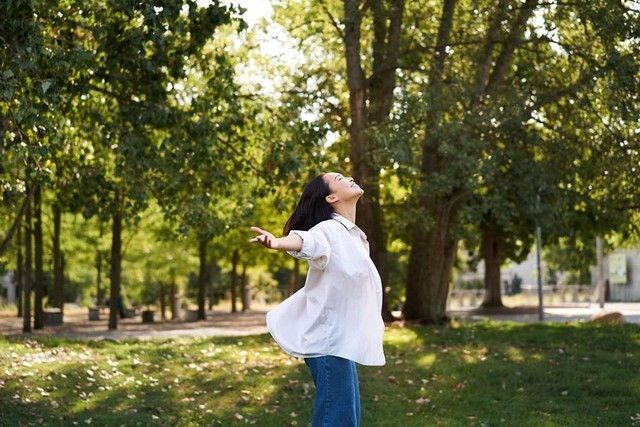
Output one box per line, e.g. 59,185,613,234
250,172,385,427
106,295,129,319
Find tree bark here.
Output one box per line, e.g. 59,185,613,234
23,196,33,333
198,237,208,320
0,184,38,258
403,0,458,324
485,0,539,96
109,204,122,330
208,260,217,310
96,221,104,305
241,263,250,312
159,283,166,320
170,269,177,320
344,0,405,322
403,196,462,323
16,225,23,317
480,227,504,307
230,248,239,313
52,203,64,313
33,184,44,329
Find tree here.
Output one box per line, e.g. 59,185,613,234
343,0,405,321
265,0,405,320
398,0,639,323
71,0,243,328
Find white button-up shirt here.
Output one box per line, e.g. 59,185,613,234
266,214,385,366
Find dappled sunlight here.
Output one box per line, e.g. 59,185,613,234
504,346,526,362
384,325,421,346
0,334,317,425
415,353,437,367
2,322,640,426
458,346,489,364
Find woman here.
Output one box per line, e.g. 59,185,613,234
250,172,385,427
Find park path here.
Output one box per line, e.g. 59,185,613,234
2,302,639,341
0,305,270,340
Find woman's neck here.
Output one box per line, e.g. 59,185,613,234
333,204,357,224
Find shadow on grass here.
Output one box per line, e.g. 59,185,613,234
0,334,314,426
2,322,639,426
363,321,640,426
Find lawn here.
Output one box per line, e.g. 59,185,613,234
1,320,639,426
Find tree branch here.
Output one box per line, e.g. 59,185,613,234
320,0,345,43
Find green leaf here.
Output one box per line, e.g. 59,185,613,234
41,80,52,94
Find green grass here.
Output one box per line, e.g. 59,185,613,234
1,321,639,426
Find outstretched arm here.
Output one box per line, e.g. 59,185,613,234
249,226,303,251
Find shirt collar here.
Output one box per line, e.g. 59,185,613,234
332,213,357,230
332,214,370,248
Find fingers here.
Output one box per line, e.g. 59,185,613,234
250,226,265,234
249,226,274,248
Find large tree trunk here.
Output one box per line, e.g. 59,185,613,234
403,197,461,323
52,203,64,313
403,0,458,324
480,227,504,307
109,206,122,330
23,196,33,333
197,237,208,320
33,185,44,329
344,0,405,322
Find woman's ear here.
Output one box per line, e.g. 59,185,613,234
325,194,338,204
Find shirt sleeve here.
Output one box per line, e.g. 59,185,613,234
287,228,331,270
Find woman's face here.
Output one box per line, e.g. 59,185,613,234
323,172,364,200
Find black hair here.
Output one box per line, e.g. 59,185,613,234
283,174,334,235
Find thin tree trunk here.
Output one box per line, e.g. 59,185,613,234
480,227,504,307
197,237,207,320
241,263,250,312
170,269,177,320
0,184,38,258
23,193,32,333
160,283,166,320
208,260,216,310
96,221,104,306
52,203,64,313
16,225,23,317
33,184,44,329
230,249,239,313
109,205,122,330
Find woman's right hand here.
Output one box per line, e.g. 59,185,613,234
249,226,279,249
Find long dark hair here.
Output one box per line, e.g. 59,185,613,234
283,174,334,234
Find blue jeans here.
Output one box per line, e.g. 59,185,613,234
305,356,361,427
